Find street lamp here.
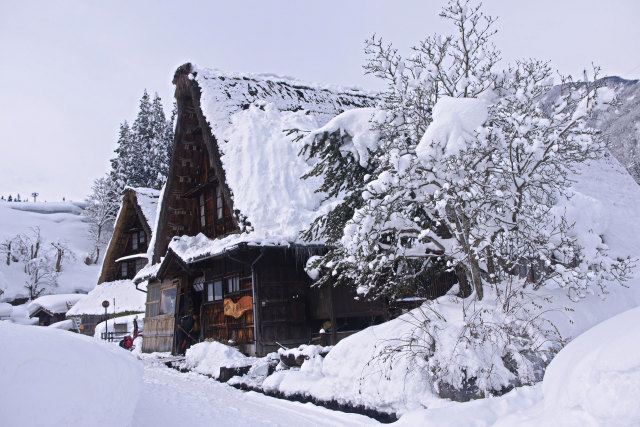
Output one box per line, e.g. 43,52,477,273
102,300,110,340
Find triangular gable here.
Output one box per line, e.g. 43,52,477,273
153,63,377,263
98,188,158,283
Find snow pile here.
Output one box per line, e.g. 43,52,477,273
48,319,74,330
67,279,146,316
27,293,85,316
416,96,489,159
307,107,384,167
6,201,86,215
396,305,640,426
262,309,439,414
183,341,257,378
94,313,143,339
0,302,37,325
536,305,640,425
0,322,142,427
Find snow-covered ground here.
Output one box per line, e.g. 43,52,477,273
133,359,378,427
397,305,640,426
0,322,141,427
0,201,99,301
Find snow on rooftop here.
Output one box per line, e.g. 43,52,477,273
194,66,377,137
129,187,160,232
150,66,379,262
115,253,148,263
66,280,146,316
27,294,85,316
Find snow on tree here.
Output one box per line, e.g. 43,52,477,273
12,227,58,299
83,176,119,264
109,90,174,191
301,0,633,399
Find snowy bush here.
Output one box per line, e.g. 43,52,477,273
183,341,256,379
301,0,633,399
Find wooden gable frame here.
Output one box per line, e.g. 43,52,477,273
98,189,153,284
152,63,239,264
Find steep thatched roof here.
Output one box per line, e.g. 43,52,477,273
152,63,377,263
98,187,160,284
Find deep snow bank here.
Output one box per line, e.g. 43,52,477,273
396,305,640,426
536,305,640,425
0,322,142,427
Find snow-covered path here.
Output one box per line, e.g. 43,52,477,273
132,360,379,426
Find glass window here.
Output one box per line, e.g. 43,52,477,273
214,280,223,301
159,286,177,315
135,258,146,274
227,276,240,293
139,231,146,244
146,283,161,317
216,186,223,220
199,194,206,227
132,232,138,250
121,262,128,278
207,283,213,302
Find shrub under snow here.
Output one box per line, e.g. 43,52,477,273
183,341,256,378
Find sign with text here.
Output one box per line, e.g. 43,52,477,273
223,296,253,319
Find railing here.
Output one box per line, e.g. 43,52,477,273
101,331,128,342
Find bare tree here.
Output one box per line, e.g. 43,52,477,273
83,176,119,264
13,227,58,299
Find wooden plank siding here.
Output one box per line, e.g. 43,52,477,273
141,315,175,353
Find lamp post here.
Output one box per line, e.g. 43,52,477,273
102,300,110,340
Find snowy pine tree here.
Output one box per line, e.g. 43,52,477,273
109,90,174,191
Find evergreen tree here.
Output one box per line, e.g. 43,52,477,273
109,90,174,191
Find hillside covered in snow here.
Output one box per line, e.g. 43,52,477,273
0,201,99,302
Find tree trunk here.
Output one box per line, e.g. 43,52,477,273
470,256,484,300
55,248,62,272
455,265,473,298
5,242,10,266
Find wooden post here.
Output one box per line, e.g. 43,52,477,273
329,283,336,346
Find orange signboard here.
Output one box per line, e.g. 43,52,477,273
223,296,253,318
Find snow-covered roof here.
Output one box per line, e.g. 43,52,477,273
28,294,85,316
66,280,146,316
115,253,148,263
151,66,378,264
128,187,160,233
133,262,161,284
194,66,376,137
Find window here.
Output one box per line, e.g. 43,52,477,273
207,280,223,301
214,280,223,300
159,286,177,315
135,258,146,274
139,231,146,244
199,194,206,227
146,284,160,317
227,276,240,293
132,233,138,250
120,262,128,278
216,186,223,220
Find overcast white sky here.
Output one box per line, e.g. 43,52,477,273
1,0,638,202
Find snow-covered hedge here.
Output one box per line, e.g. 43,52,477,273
183,341,256,378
